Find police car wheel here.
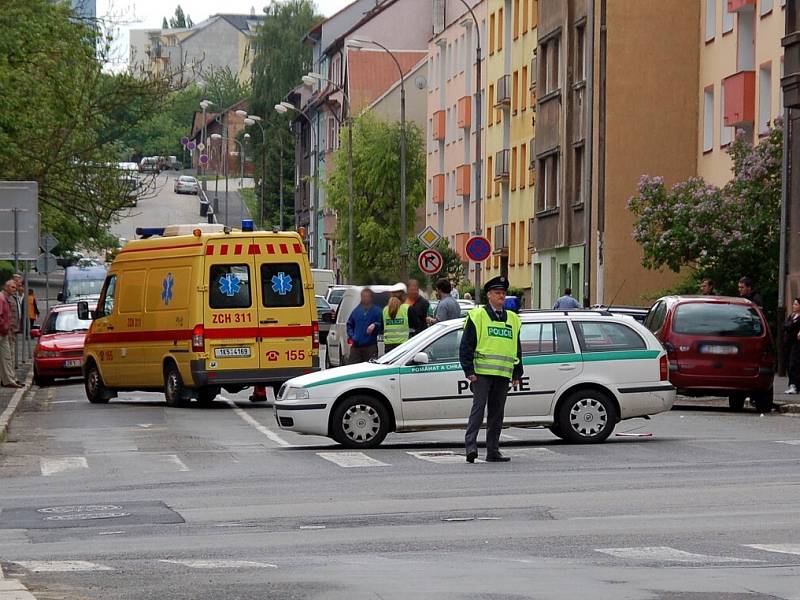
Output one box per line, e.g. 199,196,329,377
548,423,566,441
557,390,616,443
332,396,389,449
85,361,110,404
164,363,188,408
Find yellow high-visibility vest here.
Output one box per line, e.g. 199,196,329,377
466,307,520,378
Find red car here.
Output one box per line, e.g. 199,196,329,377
32,303,92,386
644,296,774,412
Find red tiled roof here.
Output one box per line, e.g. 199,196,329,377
348,49,427,114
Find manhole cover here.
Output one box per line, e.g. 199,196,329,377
38,505,123,514
43,512,131,521
0,501,184,529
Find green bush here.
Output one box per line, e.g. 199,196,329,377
0,261,14,284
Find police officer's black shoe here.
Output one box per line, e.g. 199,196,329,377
466,451,478,463
486,453,510,462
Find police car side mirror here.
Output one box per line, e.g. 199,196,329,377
412,352,429,365
76,301,92,321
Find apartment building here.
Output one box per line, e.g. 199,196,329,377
483,0,539,301
426,0,487,280
699,0,785,187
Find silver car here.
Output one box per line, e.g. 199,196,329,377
174,176,199,195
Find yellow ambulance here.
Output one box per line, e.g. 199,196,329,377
78,222,319,406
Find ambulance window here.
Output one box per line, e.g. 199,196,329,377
520,322,574,355
98,275,117,318
421,329,463,364
209,264,251,309
261,263,304,308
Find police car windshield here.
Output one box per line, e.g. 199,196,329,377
375,323,452,364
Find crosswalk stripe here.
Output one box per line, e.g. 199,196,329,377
316,452,389,467
14,561,112,572
407,451,481,464
774,440,800,445
595,546,759,563
161,454,190,472
159,560,277,569
745,544,800,556
39,457,88,477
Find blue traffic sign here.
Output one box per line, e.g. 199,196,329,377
465,236,491,262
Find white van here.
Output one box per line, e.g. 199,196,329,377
311,269,336,297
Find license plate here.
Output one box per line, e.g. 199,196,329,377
700,344,738,355
214,346,251,358
63,359,82,368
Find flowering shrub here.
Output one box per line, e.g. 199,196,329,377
628,121,782,312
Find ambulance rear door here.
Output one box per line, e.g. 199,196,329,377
254,239,314,373
203,238,261,374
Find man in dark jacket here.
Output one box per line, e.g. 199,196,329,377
738,276,763,307
459,276,523,463
406,279,430,336
346,288,383,364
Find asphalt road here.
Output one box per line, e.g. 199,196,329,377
1,380,800,599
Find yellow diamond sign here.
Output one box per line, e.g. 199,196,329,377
417,226,442,249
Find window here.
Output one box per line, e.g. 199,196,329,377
486,155,493,197
573,321,646,352
520,322,574,355
720,81,733,146
673,303,764,337
573,144,584,204
538,152,559,211
488,84,495,126
522,0,529,33
644,301,667,333
703,86,714,152
759,62,772,135
542,36,560,94
489,12,495,54
421,329,463,364
761,0,774,16
98,275,117,318
780,59,785,116
722,0,734,33
510,222,516,265
513,0,520,39
511,146,518,190
704,0,715,42
44,309,92,335
520,143,527,189
261,263,304,308
498,7,503,51
512,70,519,114
530,0,538,28
209,264,251,309
575,23,586,82
521,65,528,111
737,10,755,71
518,220,526,264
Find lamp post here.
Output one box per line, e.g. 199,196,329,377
237,111,268,228
457,0,483,305
276,101,317,265
199,99,213,177
303,72,355,284
347,37,408,281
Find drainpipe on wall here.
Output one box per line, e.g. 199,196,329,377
583,0,595,307
596,0,607,305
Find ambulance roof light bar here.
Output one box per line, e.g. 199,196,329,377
136,224,227,238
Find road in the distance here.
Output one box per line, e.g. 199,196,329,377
1,381,799,600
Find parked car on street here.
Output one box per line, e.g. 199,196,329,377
311,268,336,298
316,295,335,344
32,303,91,386
277,310,675,448
592,305,650,323
644,295,774,412
174,176,200,195
325,285,352,314
428,299,474,319
58,264,107,304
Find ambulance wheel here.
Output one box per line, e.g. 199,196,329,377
164,363,188,407
196,386,219,405
331,395,389,449
556,390,617,443
84,360,110,404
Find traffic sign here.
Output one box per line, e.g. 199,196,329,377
187,141,196,151
197,143,205,152
40,233,59,252
465,235,492,262
181,136,189,146
417,225,441,248
418,249,443,275
0,180,39,261
36,252,58,274
199,154,209,165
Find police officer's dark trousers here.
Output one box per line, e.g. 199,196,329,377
465,374,509,456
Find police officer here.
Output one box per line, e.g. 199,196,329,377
459,276,522,463
382,284,410,352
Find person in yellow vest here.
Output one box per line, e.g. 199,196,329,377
459,276,522,463
382,286,410,353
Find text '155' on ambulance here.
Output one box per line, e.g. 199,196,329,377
77,220,319,407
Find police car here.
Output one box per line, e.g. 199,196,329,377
274,310,676,448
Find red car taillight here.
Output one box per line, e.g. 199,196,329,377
659,354,669,381
191,324,205,352
312,321,319,350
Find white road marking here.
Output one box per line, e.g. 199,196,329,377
316,451,389,467
222,397,292,447
299,525,327,530
499,432,519,441
774,440,800,445
595,546,759,563
98,531,124,536
159,560,277,569
49,400,78,404
138,424,153,428
0,579,37,600
14,561,113,572
503,447,558,458
745,544,800,556
407,451,484,464
162,454,190,472
39,456,88,477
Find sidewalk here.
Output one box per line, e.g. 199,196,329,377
773,375,800,413
0,363,33,442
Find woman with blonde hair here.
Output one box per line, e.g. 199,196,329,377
382,285,410,352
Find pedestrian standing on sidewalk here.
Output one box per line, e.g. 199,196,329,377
27,289,40,332
346,288,383,364
0,280,22,388
783,297,800,394
406,279,430,337
382,285,410,353
7,274,21,367
459,276,522,463
699,278,716,295
738,276,764,307
428,279,461,325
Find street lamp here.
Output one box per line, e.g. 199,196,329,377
199,99,213,177
210,133,247,222
303,71,355,284
275,101,318,265
347,37,408,281
237,111,268,228
457,0,483,305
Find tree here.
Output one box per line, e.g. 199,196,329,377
202,66,249,109
165,5,192,28
408,238,465,290
249,0,323,225
628,121,782,317
326,114,426,282
162,17,168,28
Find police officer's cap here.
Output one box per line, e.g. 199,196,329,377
483,276,509,294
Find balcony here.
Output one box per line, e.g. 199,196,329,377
727,0,755,12
457,96,472,128
722,70,756,127
432,174,445,204
495,75,511,108
456,164,471,196
494,149,510,182
493,223,509,256
432,110,446,141
455,232,470,262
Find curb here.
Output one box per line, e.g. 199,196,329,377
777,402,800,414
0,371,33,443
